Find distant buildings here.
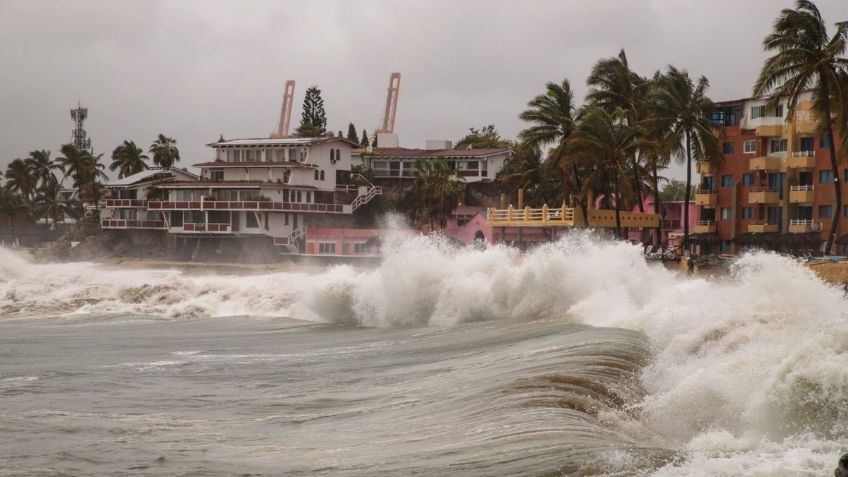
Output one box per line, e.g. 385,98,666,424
101,137,382,253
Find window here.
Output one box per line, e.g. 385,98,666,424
820,205,833,218
722,142,734,154
821,136,832,148
721,207,731,220
320,170,325,181
170,211,183,227
721,175,733,187
276,150,286,161
770,139,787,153
245,150,255,161
330,149,335,162
844,205,848,218
245,212,259,228
751,105,766,119
354,243,369,254
306,191,312,203
319,242,336,254
742,173,755,186
720,240,732,253
774,104,784,117
800,137,814,152
742,207,753,219
743,140,757,154
314,170,319,180
232,150,241,162
210,169,224,182
820,170,833,184
284,213,289,226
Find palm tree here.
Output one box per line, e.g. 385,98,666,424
56,144,107,207
4,159,36,200
652,66,722,250
753,0,848,254
149,134,180,170
0,188,27,246
586,49,651,212
33,179,73,230
110,140,149,178
26,150,59,190
567,107,640,238
412,158,464,230
518,79,587,224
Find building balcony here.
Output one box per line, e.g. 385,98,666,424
749,155,784,171
789,185,814,203
181,223,232,233
788,151,816,168
148,200,349,214
694,220,716,233
748,221,780,233
695,190,717,207
748,187,780,204
104,199,148,208
101,219,166,230
696,161,714,175
788,219,821,233
794,109,818,134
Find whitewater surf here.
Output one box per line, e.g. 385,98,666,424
1,232,846,475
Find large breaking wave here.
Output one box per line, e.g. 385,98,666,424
2,231,848,474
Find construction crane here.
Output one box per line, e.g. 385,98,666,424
270,80,296,138
375,72,400,135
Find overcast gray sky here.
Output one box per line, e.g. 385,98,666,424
1,0,846,179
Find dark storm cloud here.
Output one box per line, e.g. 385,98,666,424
0,0,846,178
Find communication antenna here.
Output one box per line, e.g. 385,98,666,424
70,102,91,151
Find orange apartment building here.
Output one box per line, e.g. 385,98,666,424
695,91,845,255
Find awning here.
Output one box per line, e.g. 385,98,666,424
776,232,821,246
732,232,779,245
688,233,721,244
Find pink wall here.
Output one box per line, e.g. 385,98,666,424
306,228,382,255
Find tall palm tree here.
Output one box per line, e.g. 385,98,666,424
753,0,848,254
26,150,59,190
34,179,73,230
56,144,107,206
4,159,36,200
567,107,640,238
0,188,27,246
412,158,464,230
149,134,180,170
586,49,651,212
110,140,149,178
652,66,722,250
518,79,587,224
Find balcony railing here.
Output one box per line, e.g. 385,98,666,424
792,151,814,157
750,155,784,171
101,219,166,229
789,185,814,203
148,200,347,214
694,220,716,233
788,219,821,233
104,199,148,208
789,151,816,168
696,161,713,175
748,221,780,233
695,189,717,207
182,223,231,233
748,187,780,204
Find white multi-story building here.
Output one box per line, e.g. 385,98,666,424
100,137,381,251
354,144,511,183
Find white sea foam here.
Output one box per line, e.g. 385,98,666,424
2,233,847,474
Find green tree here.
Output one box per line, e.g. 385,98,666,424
753,0,848,254
296,86,327,137
659,178,692,202
498,142,563,207
110,140,149,178
455,125,511,149
587,49,650,212
412,158,464,230
652,66,722,250
33,178,74,230
567,107,640,237
26,150,59,190
148,134,180,170
4,159,36,200
518,79,587,224
347,123,359,143
56,144,107,207
360,129,369,147
0,188,27,246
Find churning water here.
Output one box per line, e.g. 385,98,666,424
1,232,847,476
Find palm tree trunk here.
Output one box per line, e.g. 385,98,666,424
825,123,841,255
571,164,589,226
614,171,622,238
683,130,692,252
632,155,645,213
652,160,664,249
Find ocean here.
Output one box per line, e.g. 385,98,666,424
1,233,846,476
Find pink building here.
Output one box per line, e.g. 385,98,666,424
445,205,560,246
305,228,382,256
626,196,697,247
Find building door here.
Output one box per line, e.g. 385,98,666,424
767,206,783,227
768,172,785,198
231,212,239,231
798,171,813,186
798,206,813,221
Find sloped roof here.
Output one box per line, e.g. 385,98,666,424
105,168,197,187
208,137,360,148
357,147,510,159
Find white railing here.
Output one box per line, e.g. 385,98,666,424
696,220,715,226
792,151,814,157
790,185,814,191
350,185,383,211
790,219,821,230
